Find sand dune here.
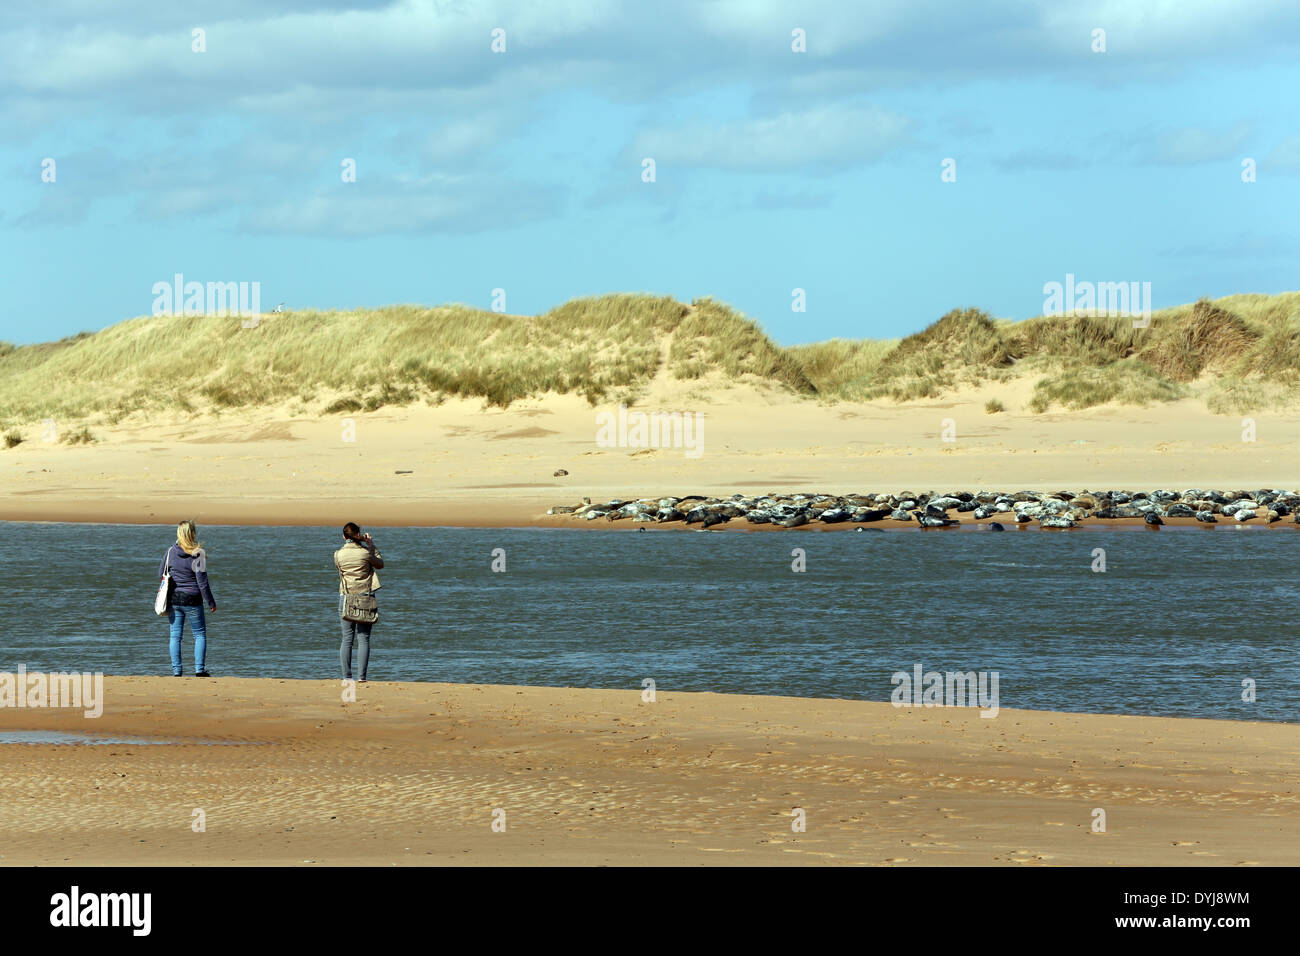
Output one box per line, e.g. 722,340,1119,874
0,678,1294,866
4,292,1297,528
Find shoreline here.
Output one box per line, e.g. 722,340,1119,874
4,391,1300,534
2,677,1296,865
1,673,1292,725
1,500,1296,531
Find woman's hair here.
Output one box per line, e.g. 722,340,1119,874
342,522,362,541
177,520,204,555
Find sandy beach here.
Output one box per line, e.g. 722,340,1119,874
7,0,1299,897
0,677,1295,866
3,380,1298,528
3,364,1297,868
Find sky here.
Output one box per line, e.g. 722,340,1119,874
1,0,1298,346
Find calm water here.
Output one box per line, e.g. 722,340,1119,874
0,731,181,745
0,522,1295,722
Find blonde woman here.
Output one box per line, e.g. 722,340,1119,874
159,520,217,677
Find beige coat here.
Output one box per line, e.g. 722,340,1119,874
335,541,383,594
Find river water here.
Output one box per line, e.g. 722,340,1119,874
1,522,1294,721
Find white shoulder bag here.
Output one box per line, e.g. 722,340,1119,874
154,547,174,615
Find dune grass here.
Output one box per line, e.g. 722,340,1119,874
801,295,1300,412
785,337,899,399
1204,378,1300,415
0,294,788,424
60,425,97,445
668,297,815,392
1028,361,1186,412
0,291,1297,426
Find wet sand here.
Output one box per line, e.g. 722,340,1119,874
0,678,1295,866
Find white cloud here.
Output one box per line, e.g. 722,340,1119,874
4,0,1299,237
1144,122,1253,165
630,103,913,171
238,175,564,236
4,0,1298,117
1265,133,1300,173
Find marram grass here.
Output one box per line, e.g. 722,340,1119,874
0,291,1297,428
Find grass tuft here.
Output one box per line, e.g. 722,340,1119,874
1030,361,1184,411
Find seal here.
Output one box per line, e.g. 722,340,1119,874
913,510,958,528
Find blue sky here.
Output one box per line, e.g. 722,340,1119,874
2,0,1298,346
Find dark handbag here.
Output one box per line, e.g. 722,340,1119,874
335,554,379,624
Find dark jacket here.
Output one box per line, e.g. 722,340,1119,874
159,545,216,607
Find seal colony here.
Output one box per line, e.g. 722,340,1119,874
545,488,1300,529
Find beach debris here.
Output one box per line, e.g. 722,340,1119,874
553,468,569,476
395,470,413,474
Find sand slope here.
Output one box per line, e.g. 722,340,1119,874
0,678,1295,866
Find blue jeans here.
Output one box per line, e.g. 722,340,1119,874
168,603,207,675
339,594,374,681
